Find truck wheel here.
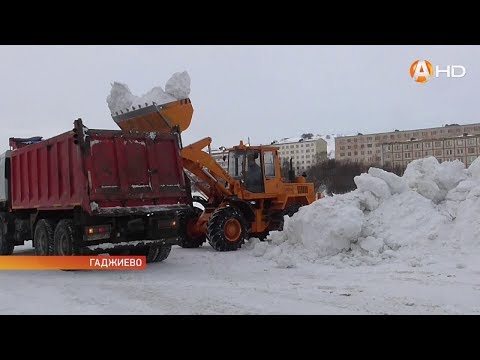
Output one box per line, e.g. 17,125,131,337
0,221,14,255
179,208,206,248
54,219,77,256
130,245,172,263
150,244,172,262
34,219,56,255
207,207,247,251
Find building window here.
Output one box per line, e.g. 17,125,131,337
404,144,411,150
300,144,304,147
306,149,311,152
340,146,345,150
347,139,351,142
290,151,294,154
296,145,299,148
434,141,442,147
340,153,345,157
445,140,453,147
348,152,351,156
395,145,401,151
457,148,464,155
376,144,380,147
354,139,357,142
446,149,453,156
434,150,442,156
440,130,444,134
367,150,372,154
361,144,365,149
376,150,380,153
395,153,401,159
354,151,358,155
468,147,476,154
414,143,421,149
390,135,395,139
366,144,372,148
456,139,464,146
415,151,422,157
424,142,432,148
375,136,380,140
405,152,411,158
468,155,478,162
386,154,391,159
467,138,476,146
431,131,437,135
383,135,388,140
361,151,365,155
422,132,427,136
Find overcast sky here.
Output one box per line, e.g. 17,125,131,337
0,45,479,150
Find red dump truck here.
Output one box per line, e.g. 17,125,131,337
0,119,192,262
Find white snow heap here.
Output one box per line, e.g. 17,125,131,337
107,71,191,115
253,156,480,268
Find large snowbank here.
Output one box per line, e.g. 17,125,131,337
106,71,191,115
252,156,480,268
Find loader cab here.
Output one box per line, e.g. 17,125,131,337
227,145,281,194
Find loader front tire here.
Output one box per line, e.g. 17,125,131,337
207,207,247,252
178,208,206,248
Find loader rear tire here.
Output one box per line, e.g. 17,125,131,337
34,219,56,256
207,207,247,252
178,208,206,248
278,203,303,231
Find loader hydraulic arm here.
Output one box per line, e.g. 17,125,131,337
181,137,240,201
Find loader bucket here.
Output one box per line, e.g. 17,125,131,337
112,98,193,134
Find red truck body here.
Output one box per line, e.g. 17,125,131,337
10,127,189,213
0,120,193,260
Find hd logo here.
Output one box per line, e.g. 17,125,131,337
410,60,466,83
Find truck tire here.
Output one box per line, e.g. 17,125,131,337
130,244,172,263
54,219,77,256
34,219,56,255
207,206,247,251
178,208,206,248
0,221,14,255
151,244,172,262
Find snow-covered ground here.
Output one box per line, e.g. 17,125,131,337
2,156,480,314
1,239,479,314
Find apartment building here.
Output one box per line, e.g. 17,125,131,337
335,123,480,165
381,134,480,167
272,136,328,172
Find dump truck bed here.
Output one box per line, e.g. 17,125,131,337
9,125,189,214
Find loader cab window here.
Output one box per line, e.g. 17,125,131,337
245,150,264,193
228,150,245,179
263,151,275,177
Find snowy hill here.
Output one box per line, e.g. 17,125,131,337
271,134,341,159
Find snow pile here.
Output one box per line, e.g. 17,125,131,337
107,71,191,115
252,156,480,268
